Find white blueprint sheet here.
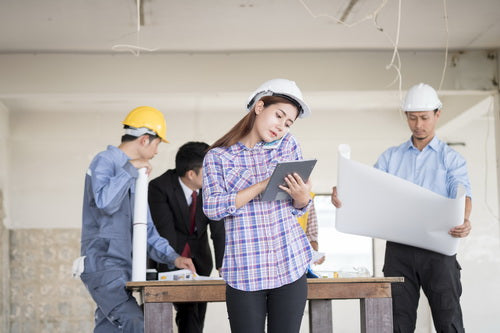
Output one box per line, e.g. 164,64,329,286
335,144,465,256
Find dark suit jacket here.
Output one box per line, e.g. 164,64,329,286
148,169,225,276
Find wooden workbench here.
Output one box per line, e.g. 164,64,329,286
127,277,403,333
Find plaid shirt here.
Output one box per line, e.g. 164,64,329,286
305,201,318,243
202,133,312,291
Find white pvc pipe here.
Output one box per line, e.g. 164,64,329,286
132,167,148,281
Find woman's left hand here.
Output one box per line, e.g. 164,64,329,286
279,173,311,208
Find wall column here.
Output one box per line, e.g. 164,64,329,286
0,101,9,333
495,50,500,233
0,192,9,333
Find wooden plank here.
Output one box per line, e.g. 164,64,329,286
137,278,400,303
144,302,173,333
307,282,391,299
127,277,404,289
132,278,403,333
360,298,393,333
309,300,333,333
144,284,226,303
306,277,404,285
128,279,226,289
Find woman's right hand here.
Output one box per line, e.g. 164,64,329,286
331,186,342,208
235,178,270,209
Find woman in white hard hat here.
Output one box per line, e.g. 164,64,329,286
202,79,313,333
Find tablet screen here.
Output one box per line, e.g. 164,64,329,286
261,159,317,201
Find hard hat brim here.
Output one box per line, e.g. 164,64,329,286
248,91,311,118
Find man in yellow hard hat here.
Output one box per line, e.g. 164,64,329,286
78,106,196,333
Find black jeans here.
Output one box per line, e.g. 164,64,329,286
174,302,207,333
226,274,307,333
384,242,464,333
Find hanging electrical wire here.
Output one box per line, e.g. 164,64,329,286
111,0,157,56
299,0,451,99
111,44,157,56
298,0,403,100
376,0,402,100
438,0,450,91
483,97,499,221
298,0,388,28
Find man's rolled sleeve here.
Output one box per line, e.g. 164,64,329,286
447,151,472,199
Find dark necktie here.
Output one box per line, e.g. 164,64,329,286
181,191,197,257
188,191,197,233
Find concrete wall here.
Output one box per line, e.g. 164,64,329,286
456,107,500,330
0,102,10,333
1,196,9,333
1,50,499,332
9,229,94,332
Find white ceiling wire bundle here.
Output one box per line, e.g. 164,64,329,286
299,0,451,99
438,0,450,91
299,0,403,100
111,0,158,56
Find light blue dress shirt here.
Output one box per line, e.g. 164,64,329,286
374,136,471,199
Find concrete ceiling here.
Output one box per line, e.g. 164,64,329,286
0,0,497,125
0,0,499,53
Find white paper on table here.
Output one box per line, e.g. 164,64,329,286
158,269,223,281
335,144,466,256
310,250,325,265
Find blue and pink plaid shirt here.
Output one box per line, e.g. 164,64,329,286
202,133,312,291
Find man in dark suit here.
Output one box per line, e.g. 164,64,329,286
148,141,225,333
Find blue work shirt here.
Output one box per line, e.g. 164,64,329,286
374,136,471,199
80,145,178,316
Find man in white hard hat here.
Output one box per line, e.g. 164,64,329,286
332,83,472,332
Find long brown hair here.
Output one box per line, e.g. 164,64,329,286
210,96,297,149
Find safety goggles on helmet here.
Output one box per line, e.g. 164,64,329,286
124,126,157,138
122,106,169,142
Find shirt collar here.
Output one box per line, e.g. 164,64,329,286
403,139,415,151
405,135,440,152
108,145,129,165
427,136,441,151
178,177,198,204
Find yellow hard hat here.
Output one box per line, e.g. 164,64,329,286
122,106,168,143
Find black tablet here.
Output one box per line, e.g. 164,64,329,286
261,159,317,201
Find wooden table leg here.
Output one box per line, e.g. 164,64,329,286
144,302,173,333
309,299,333,333
360,298,393,333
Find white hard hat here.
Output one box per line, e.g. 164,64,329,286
402,83,442,112
246,78,311,118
